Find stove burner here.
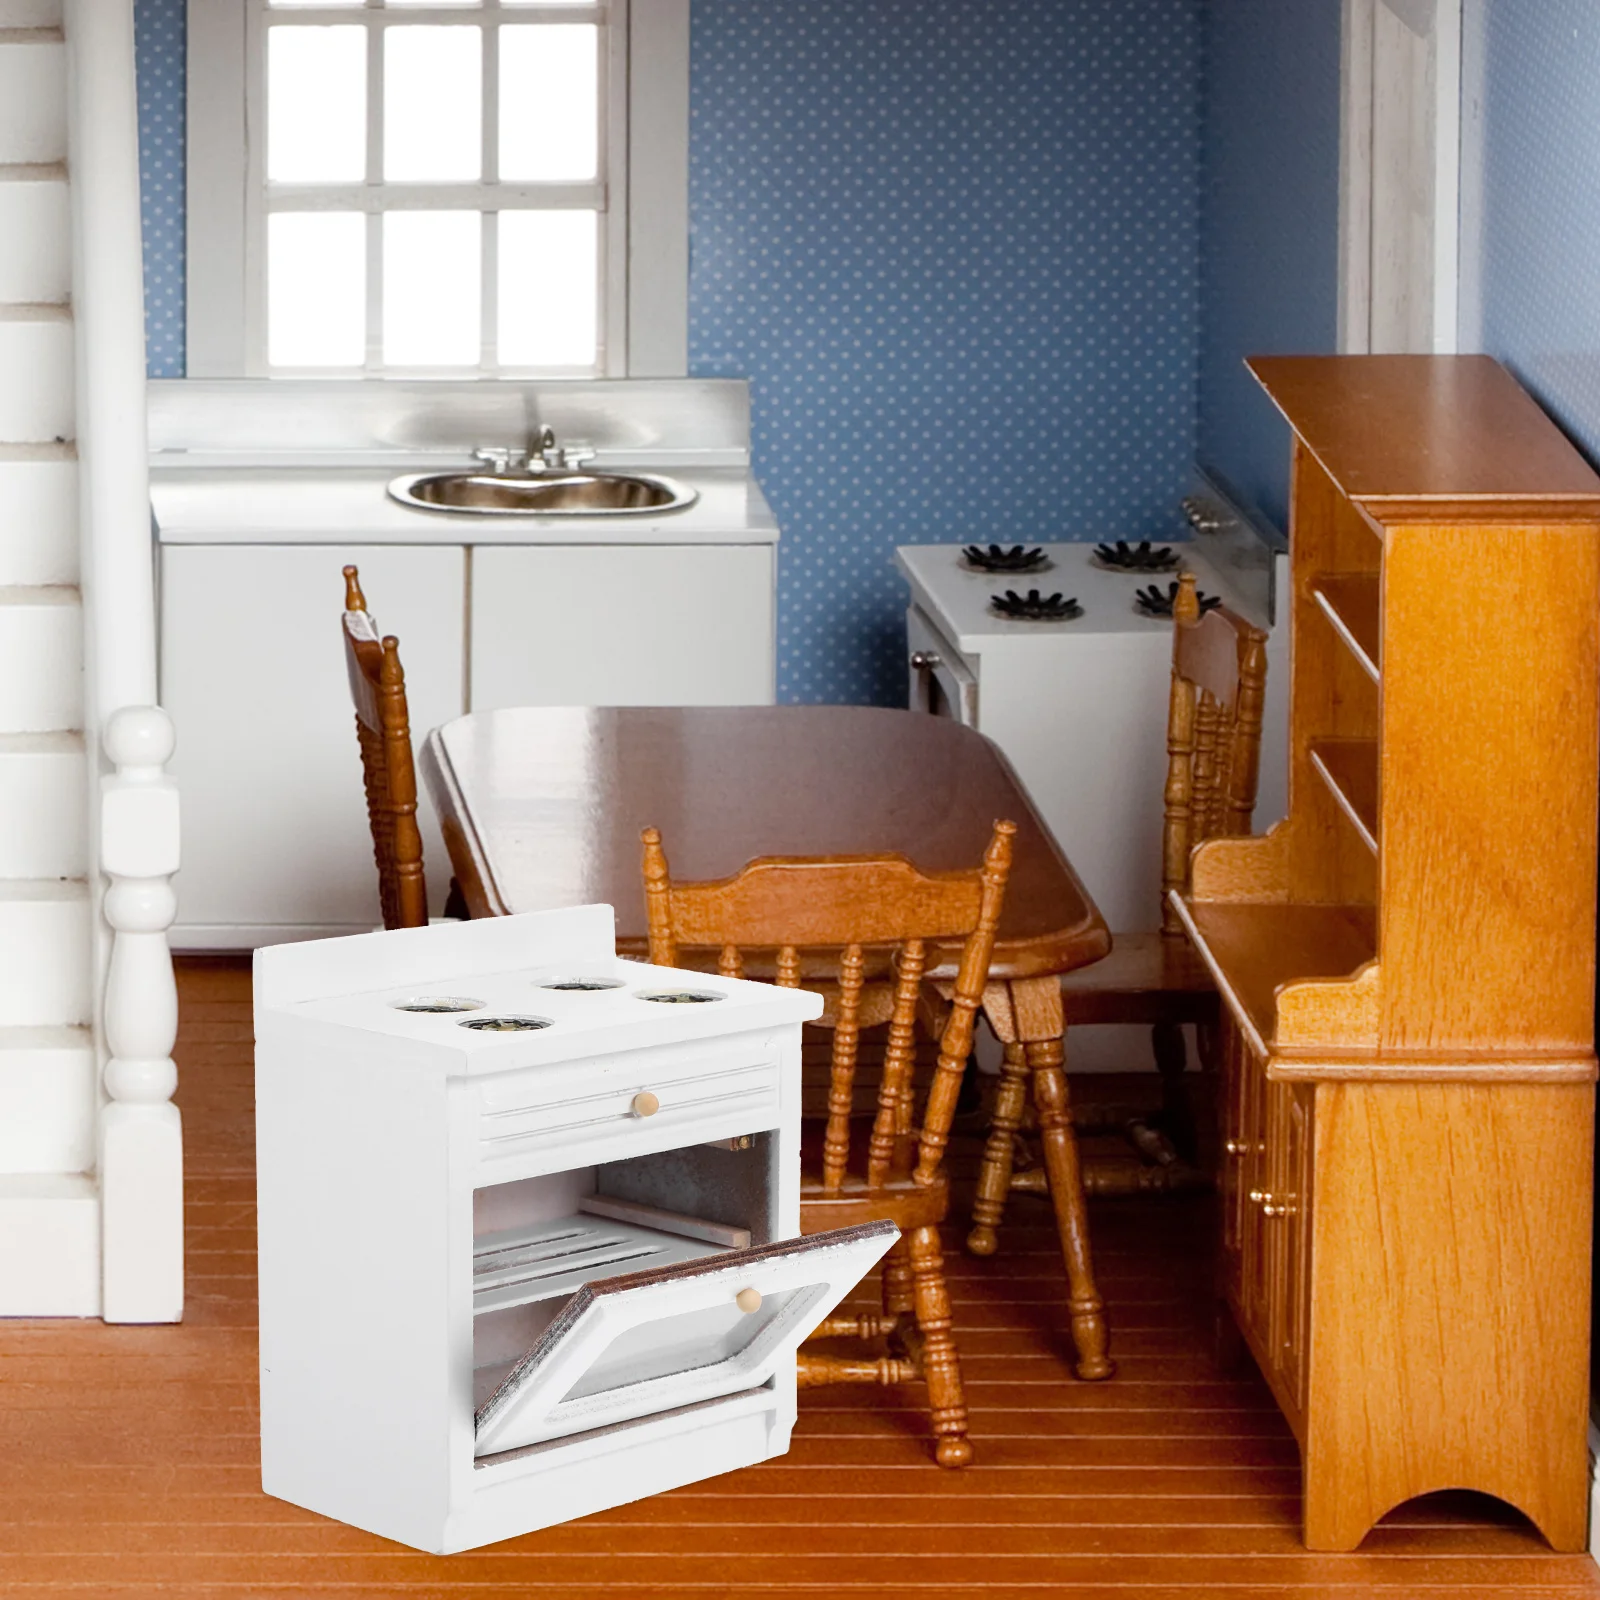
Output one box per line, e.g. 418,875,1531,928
636,989,725,1004
1134,581,1222,618
540,978,624,992
393,996,483,1014
990,589,1083,622
459,1015,554,1032
962,543,1050,574
1093,539,1180,573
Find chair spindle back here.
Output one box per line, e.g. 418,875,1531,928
641,821,1016,1194
1160,571,1268,932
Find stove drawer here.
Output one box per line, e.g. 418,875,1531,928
470,1040,782,1175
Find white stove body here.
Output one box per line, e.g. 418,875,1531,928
896,535,1288,941
254,905,894,1554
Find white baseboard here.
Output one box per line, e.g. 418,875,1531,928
0,1171,98,1316
172,922,372,952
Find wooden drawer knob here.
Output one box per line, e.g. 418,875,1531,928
631,1091,660,1118
735,1287,763,1314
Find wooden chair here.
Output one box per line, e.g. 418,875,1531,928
340,564,436,931
968,572,1268,1250
641,818,1016,1467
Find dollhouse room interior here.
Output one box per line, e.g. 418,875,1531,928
4,0,1600,1593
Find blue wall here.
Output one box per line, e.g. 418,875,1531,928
689,0,1202,702
133,0,1205,704
1460,0,1600,465
1195,0,1342,532
133,0,185,380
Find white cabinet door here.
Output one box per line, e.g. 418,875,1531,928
160,544,465,946
470,545,775,709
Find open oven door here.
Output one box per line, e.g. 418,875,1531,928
475,1219,898,1456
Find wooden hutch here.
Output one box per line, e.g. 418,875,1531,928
1171,356,1600,1551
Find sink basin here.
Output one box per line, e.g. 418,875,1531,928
387,469,698,517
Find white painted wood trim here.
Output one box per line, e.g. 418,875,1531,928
625,0,688,376
1338,0,1463,355
185,0,249,377
1429,0,1461,353
1338,0,1375,354
1453,0,1486,353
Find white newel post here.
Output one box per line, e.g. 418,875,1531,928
99,706,183,1323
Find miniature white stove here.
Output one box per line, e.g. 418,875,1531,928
896,524,1288,940
254,905,895,1554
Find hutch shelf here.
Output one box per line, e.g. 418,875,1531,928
1170,356,1600,1552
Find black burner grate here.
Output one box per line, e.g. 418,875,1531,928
1093,539,1180,573
990,589,1083,622
962,543,1050,573
1134,581,1222,618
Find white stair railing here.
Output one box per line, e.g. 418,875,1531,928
64,0,183,1321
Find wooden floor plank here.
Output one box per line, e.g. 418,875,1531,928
0,955,1591,1595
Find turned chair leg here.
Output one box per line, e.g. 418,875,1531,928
968,1041,1030,1255
1151,1019,1195,1160
882,1235,915,1321
1028,1036,1114,1381
908,1224,972,1468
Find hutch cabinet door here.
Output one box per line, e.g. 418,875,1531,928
475,1220,897,1456
1236,1041,1273,1350
1265,1080,1313,1420
159,543,465,945
469,544,775,711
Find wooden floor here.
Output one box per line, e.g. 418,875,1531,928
2,958,1597,1597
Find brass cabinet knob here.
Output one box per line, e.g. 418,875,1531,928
735,1287,763,1314
1262,1197,1298,1219
631,1091,660,1118
1224,1139,1246,1156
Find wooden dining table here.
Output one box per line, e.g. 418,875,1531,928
421,703,1115,1380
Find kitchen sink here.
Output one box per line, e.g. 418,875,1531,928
387,469,698,517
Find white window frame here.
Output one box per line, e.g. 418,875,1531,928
184,0,688,378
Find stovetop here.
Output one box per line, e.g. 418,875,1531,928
895,541,1248,652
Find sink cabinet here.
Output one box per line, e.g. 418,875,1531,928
160,543,467,946
470,544,774,711
160,539,775,947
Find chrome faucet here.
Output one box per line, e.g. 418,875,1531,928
471,445,527,475
531,424,595,473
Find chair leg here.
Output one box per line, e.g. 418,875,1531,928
968,1041,1030,1256
908,1224,972,1468
1028,1034,1115,1381
882,1235,915,1320
1151,1020,1195,1160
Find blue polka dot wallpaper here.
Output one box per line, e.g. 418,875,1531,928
1196,0,1341,534
1461,0,1600,468
688,0,1203,703
132,0,1204,705
133,0,185,381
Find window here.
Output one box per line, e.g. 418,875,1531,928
185,0,688,378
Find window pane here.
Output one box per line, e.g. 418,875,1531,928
267,27,366,183
385,27,482,182
384,211,481,366
267,213,366,368
499,26,598,182
498,210,597,368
